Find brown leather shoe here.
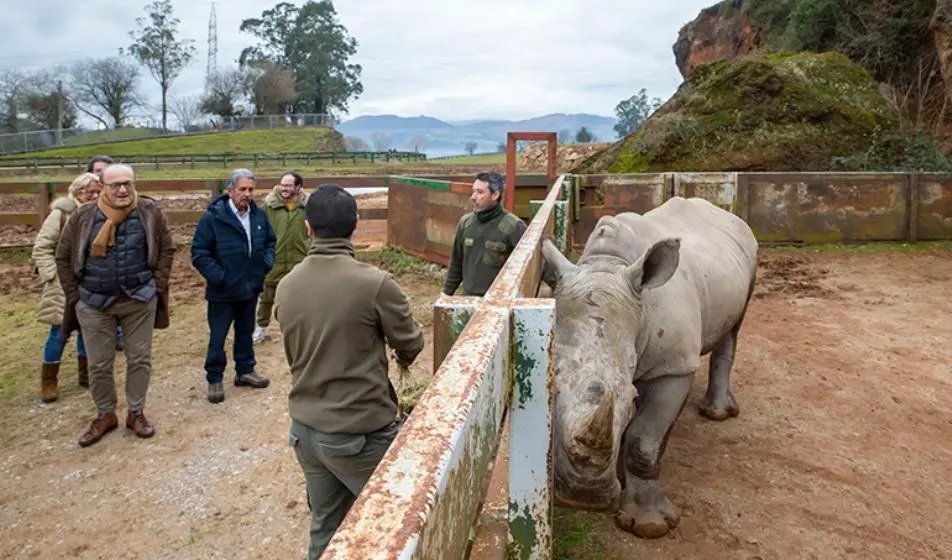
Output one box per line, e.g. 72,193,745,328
125,411,155,439
78,411,118,447
40,363,59,403
77,356,89,388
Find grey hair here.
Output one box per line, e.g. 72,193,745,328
101,163,135,181
227,168,256,189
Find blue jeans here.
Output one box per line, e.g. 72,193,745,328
43,324,86,364
204,297,258,384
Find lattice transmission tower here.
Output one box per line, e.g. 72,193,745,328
205,1,218,93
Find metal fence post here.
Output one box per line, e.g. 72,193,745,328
508,301,555,560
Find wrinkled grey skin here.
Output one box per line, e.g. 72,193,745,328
541,196,758,539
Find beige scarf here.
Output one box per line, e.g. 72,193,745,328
90,191,139,258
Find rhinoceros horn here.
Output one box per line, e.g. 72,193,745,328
541,238,576,280
576,389,615,454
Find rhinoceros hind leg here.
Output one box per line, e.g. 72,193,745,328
700,321,743,422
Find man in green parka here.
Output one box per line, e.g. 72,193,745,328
254,171,309,343
443,171,528,297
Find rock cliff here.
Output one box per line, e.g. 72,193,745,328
573,51,898,173
673,1,762,79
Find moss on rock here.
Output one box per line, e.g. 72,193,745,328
574,51,900,173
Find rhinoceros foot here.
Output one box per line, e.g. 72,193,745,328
615,491,680,539
699,389,740,422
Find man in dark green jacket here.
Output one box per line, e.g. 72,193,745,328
253,171,309,343
274,184,424,559
443,171,528,296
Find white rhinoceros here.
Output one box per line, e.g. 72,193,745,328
540,195,759,539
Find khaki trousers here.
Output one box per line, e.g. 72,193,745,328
289,418,401,559
75,296,157,414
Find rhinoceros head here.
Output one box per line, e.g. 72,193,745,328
540,221,680,510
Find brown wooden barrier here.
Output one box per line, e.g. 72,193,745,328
385,174,553,266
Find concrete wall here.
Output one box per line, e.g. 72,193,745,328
572,172,952,245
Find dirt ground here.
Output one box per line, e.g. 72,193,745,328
0,210,950,558
554,248,952,559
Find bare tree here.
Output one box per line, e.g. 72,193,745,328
464,141,478,155
0,70,29,132
169,94,204,131
345,135,370,151
246,60,298,115
409,134,427,152
369,131,391,151
126,0,197,130
69,57,143,128
200,67,252,121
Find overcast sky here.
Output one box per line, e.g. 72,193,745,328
1,0,715,125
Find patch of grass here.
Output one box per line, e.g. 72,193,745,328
765,240,952,253
357,247,444,277
4,127,344,159
553,508,606,560
0,300,52,401
437,153,506,165
0,160,481,183
0,246,33,264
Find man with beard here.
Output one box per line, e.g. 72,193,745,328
253,171,309,344
191,168,277,404
442,171,528,297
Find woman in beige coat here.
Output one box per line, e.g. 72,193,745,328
32,172,102,402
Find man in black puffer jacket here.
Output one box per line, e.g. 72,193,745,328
191,168,277,404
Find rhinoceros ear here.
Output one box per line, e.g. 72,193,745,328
541,237,576,280
627,237,680,291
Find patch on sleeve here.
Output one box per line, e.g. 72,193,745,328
498,214,521,235
464,237,474,247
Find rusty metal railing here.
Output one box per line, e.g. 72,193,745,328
323,175,571,559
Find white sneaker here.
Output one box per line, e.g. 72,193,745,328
252,325,268,344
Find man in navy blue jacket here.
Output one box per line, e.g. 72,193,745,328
191,168,277,404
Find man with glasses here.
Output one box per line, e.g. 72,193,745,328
86,155,125,352
253,171,309,344
55,163,175,447
191,168,277,404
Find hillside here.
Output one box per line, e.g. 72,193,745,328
336,113,615,157
574,51,907,173
674,0,951,148
8,127,346,158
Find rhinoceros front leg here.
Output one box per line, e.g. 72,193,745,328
615,372,694,539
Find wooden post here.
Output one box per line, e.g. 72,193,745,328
36,182,55,225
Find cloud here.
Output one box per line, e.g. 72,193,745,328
0,0,715,125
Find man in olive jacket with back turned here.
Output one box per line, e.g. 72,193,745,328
274,183,424,559
443,171,528,296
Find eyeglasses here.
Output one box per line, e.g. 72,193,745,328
105,181,134,190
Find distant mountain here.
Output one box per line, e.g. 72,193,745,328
335,113,617,158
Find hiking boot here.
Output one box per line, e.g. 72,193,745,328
235,371,270,389
125,410,155,439
207,382,225,404
252,325,268,344
78,411,118,447
40,362,59,403
77,356,89,388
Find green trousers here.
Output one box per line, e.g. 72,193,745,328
255,283,277,327
289,418,402,559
